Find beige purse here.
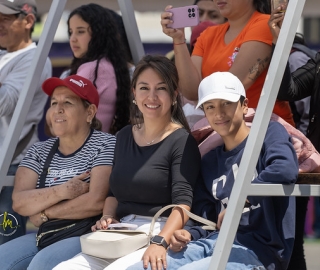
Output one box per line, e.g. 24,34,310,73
80,204,216,259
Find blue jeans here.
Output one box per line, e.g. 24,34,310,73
0,233,82,270
127,232,265,270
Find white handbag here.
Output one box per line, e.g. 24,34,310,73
80,204,216,259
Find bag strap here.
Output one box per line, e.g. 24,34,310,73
11,125,36,163
148,204,216,237
38,139,59,189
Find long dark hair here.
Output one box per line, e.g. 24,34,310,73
106,8,133,64
254,0,271,14
130,55,190,133
67,3,131,134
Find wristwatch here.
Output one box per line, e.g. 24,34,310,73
150,235,169,249
40,210,48,222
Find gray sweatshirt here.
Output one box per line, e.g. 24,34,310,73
0,43,52,165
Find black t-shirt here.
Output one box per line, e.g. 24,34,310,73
109,125,201,219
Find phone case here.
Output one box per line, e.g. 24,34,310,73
167,5,199,29
271,0,288,11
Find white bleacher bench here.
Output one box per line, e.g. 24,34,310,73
248,173,320,197
0,1,315,270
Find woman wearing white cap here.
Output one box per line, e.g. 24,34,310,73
0,75,116,270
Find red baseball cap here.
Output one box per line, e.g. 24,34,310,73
42,75,99,108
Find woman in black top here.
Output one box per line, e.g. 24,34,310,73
54,55,201,270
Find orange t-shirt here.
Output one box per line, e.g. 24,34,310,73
193,11,294,126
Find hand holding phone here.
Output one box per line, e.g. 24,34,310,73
271,0,288,12
167,5,199,29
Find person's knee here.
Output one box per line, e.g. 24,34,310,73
0,235,37,270
28,237,82,270
28,251,61,270
28,256,46,270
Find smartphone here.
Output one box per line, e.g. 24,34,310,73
107,223,138,230
167,5,199,29
271,0,288,12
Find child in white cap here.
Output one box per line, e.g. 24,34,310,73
128,72,299,270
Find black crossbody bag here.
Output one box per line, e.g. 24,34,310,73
36,139,100,249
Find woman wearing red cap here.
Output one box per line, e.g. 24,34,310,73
0,74,116,270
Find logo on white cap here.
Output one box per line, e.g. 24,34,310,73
70,79,87,88
225,86,236,91
196,72,246,109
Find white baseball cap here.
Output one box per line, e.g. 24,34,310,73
196,72,246,109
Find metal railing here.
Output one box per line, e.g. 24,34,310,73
1,1,317,270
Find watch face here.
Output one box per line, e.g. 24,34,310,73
151,235,163,243
151,235,168,249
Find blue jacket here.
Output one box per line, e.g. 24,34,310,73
189,122,299,270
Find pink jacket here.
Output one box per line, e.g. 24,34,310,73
77,59,117,133
192,108,320,173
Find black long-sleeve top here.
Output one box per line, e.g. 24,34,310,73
108,125,201,219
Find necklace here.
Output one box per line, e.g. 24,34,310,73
142,124,170,146
144,138,156,145
142,131,158,145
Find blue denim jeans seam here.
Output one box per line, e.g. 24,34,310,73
8,251,38,270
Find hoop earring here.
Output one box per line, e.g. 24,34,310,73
132,99,137,105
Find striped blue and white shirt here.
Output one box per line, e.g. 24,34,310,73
19,129,116,188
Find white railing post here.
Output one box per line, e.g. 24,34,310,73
208,0,306,269
118,0,145,65
0,0,67,190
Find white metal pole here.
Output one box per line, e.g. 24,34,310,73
208,0,306,269
118,0,145,65
0,0,67,190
